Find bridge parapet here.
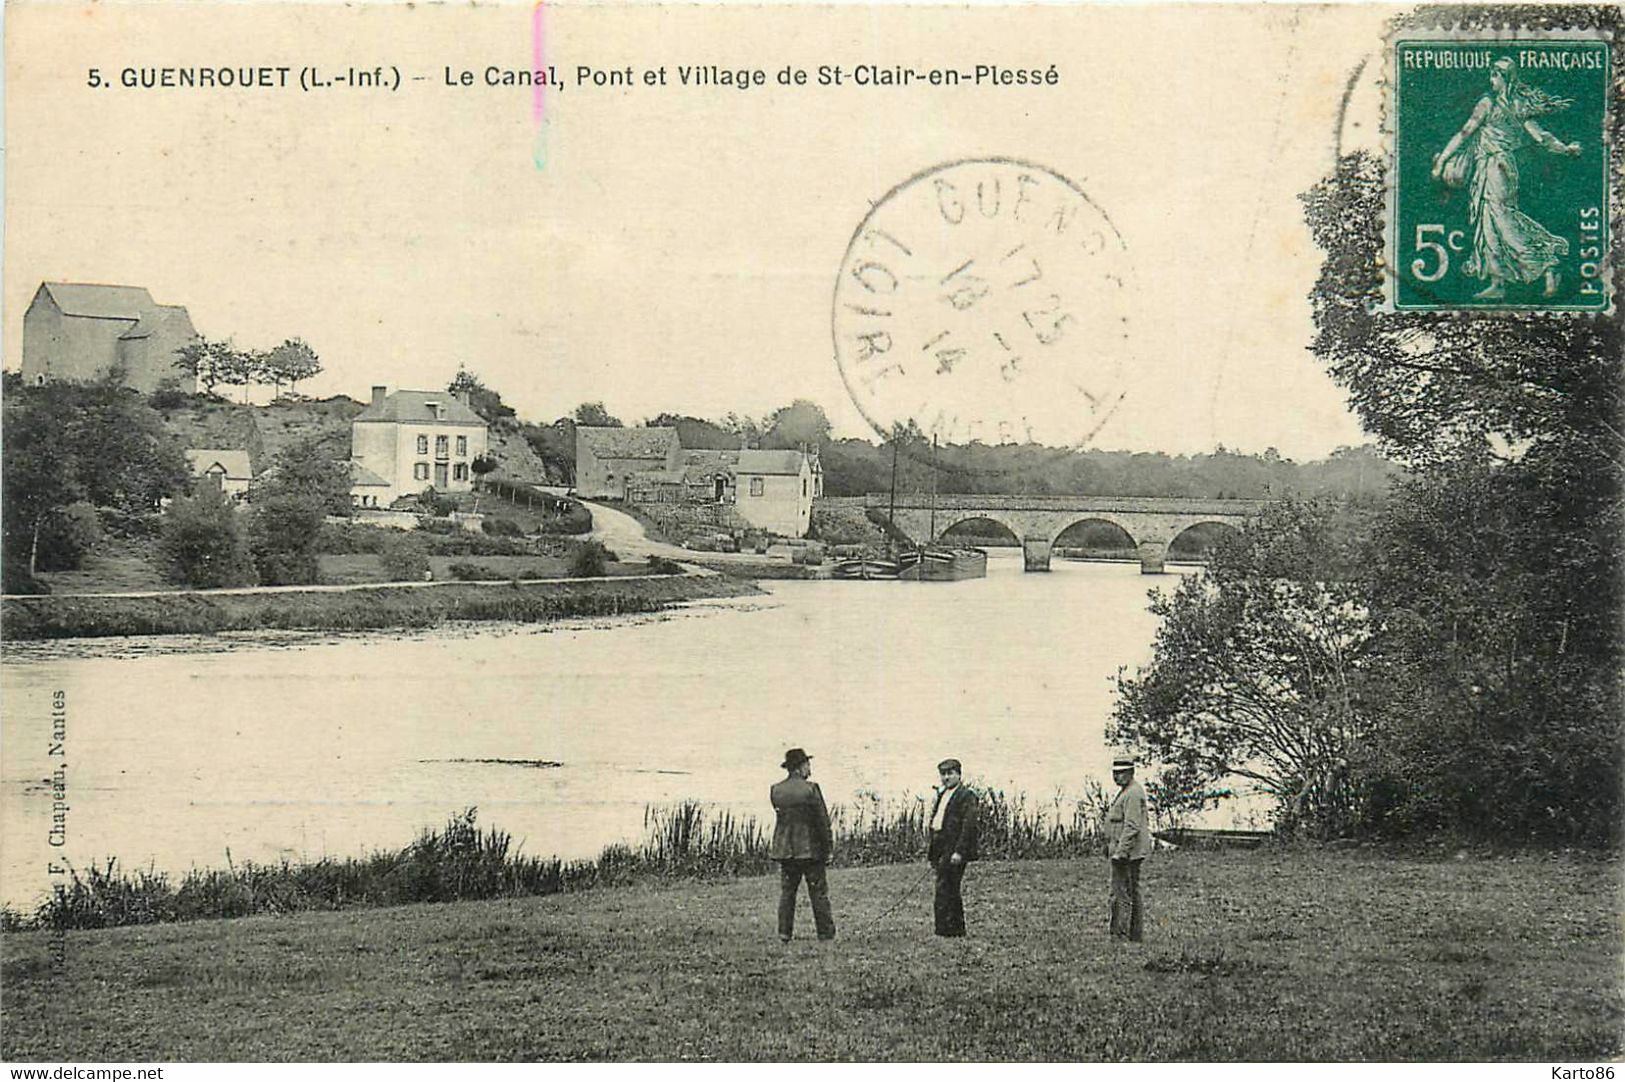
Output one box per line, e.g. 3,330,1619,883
863,493,1266,516
868,493,1263,574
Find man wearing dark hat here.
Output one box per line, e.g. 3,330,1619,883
769,748,835,942
926,758,979,937
1106,755,1151,942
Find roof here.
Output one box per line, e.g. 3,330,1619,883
678,449,739,483
185,449,253,480
353,389,486,426
349,462,391,487
577,426,679,461
734,449,813,476
39,282,157,321
119,304,197,342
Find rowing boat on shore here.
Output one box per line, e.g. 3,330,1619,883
1153,827,1274,850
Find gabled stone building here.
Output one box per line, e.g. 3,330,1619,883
22,282,199,393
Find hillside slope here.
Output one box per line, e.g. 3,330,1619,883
153,394,554,482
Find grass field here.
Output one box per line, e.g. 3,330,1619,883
3,850,1618,1061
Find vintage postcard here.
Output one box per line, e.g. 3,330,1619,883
2,0,1620,1068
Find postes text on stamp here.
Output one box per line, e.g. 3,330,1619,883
833,158,1133,449
1388,30,1612,313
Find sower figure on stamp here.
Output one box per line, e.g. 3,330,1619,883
769,747,835,943
926,758,979,937
1432,56,1583,301
1106,755,1152,942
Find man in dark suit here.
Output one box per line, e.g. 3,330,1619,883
926,757,979,937
769,747,835,942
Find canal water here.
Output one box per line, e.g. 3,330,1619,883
0,554,1220,907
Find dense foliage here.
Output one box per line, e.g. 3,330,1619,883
247,439,352,585
2,382,190,589
157,488,258,589
1114,3,1623,845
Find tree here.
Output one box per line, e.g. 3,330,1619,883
34,502,102,572
448,368,516,425
158,488,258,588
174,338,244,397
1110,500,1376,836
761,399,833,450
2,387,85,579
247,439,352,585
572,401,622,428
470,453,499,488
1275,4,1625,843
263,338,323,397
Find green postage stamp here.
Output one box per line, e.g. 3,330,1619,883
1388,29,1613,312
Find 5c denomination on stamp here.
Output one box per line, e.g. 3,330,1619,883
1387,29,1612,313
833,158,1133,449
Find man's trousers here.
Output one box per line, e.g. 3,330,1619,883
1109,857,1144,941
934,861,967,937
777,859,835,940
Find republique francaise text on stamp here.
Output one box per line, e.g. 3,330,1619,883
1387,28,1613,313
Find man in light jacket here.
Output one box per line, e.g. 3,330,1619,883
769,747,835,942
1106,755,1152,942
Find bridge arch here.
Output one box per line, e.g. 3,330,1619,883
1051,516,1140,559
932,510,1027,546
1167,520,1242,562
936,514,1023,547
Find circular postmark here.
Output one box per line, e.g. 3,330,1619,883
833,158,1133,452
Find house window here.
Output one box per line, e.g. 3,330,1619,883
802,478,808,498
417,435,429,454
414,463,430,481
435,435,449,458
749,477,764,497
453,463,468,481
456,436,468,456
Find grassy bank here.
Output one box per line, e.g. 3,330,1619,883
0,574,759,641
2,850,1617,1060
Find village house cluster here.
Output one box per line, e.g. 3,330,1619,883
20,280,493,511
575,426,822,538
19,279,820,544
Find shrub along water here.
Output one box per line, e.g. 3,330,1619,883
2,574,754,640
5,791,1111,931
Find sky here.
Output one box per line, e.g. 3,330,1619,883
4,2,1396,459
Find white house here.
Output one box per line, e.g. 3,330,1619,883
349,386,489,506
730,449,822,538
185,448,253,501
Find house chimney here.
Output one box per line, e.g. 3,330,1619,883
371,385,387,406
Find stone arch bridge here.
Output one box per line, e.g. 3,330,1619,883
865,494,1264,573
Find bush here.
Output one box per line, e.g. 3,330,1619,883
148,380,190,411
35,502,103,572
417,488,457,517
158,491,258,588
481,517,524,538
447,561,508,582
314,522,391,555
647,556,684,575
1,556,50,595
252,550,319,587
378,536,430,581
98,506,164,540
569,540,610,578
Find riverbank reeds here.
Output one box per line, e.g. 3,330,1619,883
1,574,759,641
4,789,1111,932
